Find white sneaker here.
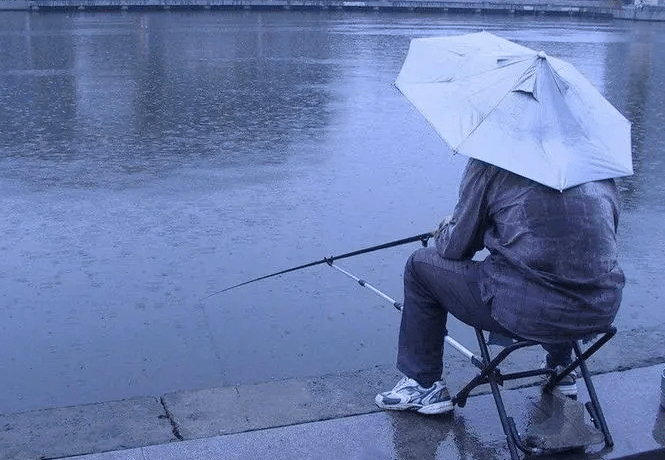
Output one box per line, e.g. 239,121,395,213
375,376,453,414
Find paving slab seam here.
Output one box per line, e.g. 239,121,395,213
158,396,184,441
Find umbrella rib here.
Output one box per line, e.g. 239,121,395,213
456,84,560,183
423,56,537,152
453,73,527,152
421,54,532,85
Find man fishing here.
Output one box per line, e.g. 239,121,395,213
374,158,625,414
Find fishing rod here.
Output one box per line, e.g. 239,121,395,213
202,231,433,299
206,229,480,371
326,260,404,311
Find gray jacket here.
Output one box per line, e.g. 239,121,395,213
435,159,624,343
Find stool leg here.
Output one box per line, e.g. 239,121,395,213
476,329,522,460
573,341,614,447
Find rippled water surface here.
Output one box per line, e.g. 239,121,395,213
1,10,664,413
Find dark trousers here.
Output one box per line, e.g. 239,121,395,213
396,247,572,388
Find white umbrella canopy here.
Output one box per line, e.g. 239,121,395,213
395,31,633,190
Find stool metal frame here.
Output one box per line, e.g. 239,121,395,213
446,327,616,459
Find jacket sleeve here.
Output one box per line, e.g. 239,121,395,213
435,159,492,260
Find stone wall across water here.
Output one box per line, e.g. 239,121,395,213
0,0,622,17
3,0,665,21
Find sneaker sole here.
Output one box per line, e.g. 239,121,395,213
375,396,454,414
417,400,454,415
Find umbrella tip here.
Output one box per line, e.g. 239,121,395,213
537,51,547,59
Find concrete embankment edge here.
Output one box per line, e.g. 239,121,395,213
2,325,665,460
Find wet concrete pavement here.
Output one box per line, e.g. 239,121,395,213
2,363,665,460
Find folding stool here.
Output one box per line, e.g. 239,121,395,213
446,326,616,459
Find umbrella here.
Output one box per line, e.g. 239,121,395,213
395,31,632,190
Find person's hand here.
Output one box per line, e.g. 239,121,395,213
432,215,452,238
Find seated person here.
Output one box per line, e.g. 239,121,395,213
375,158,624,414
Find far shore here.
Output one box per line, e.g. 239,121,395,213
1,0,665,22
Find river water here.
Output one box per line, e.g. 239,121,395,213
1,10,664,414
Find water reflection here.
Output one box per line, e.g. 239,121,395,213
605,23,665,210
389,411,502,460
0,12,336,188
0,15,76,155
